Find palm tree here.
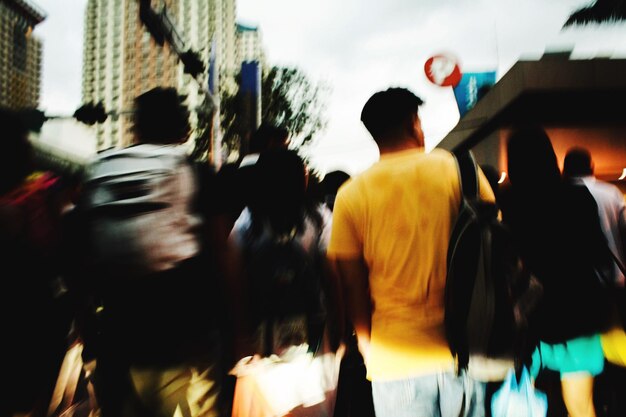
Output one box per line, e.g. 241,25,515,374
564,0,626,26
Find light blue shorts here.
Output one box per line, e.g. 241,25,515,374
530,334,605,379
371,371,485,417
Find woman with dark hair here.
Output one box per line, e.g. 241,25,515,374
228,149,341,417
499,126,613,417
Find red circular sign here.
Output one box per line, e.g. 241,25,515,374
424,55,462,87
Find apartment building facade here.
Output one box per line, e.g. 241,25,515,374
82,0,237,151
235,22,264,65
0,0,45,109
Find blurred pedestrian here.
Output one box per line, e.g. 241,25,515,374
563,146,626,416
0,108,72,417
228,149,342,417
563,147,625,288
328,88,494,417
74,88,229,417
500,127,614,417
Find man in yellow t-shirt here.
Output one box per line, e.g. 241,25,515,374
328,87,494,417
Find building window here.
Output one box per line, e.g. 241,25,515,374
13,21,28,72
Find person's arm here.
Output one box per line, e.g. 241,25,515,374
334,257,371,363
322,257,345,351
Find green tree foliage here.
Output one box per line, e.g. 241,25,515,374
191,95,216,162
219,84,244,160
261,66,329,150
220,65,329,160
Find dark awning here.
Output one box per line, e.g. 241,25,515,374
437,56,626,154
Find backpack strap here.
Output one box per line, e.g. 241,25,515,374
449,150,495,370
454,151,479,201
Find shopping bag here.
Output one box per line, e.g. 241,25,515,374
491,367,547,417
47,341,99,417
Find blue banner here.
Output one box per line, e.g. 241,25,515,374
240,61,260,95
208,37,217,94
453,72,496,118
240,61,261,130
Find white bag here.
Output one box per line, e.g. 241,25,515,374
491,367,547,417
47,342,98,417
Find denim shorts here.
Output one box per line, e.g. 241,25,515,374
530,333,605,379
371,371,486,417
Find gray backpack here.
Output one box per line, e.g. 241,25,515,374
79,144,202,278
445,151,541,371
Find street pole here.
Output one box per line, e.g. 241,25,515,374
139,0,221,166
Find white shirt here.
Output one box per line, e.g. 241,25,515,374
574,175,626,287
239,153,260,168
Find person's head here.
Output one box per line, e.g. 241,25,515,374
256,149,307,205
322,170,351,196
321,170,350,211
132,87,190,145
0,108,33,195
360,87,424,149
563,147,594,179
249,123,289,154
252,149,307,234
506,126,560,189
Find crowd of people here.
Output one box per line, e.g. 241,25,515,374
0,85,624,417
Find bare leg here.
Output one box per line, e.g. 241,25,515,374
561,374,596,417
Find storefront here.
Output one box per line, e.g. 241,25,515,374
437,55,626,196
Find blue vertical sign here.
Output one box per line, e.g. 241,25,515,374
240,61,260,95
208,37,217,94
241,61,261,129
453,72,496,118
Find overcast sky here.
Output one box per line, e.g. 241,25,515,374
35,0,626,175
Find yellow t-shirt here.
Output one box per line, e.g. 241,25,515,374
328,148,495,381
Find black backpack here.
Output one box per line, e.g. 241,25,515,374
444,151,541,371
246,228,326,357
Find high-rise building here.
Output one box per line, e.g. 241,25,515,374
235,23,264,65
82,0,237,152
0,0,45,109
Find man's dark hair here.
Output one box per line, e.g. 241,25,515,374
249,123,289,154
563,147,593,179
360,87,424,141
132,87,190,144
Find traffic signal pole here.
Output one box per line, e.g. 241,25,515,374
139,0,209,89
27,1,220,165
139,0,220,166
